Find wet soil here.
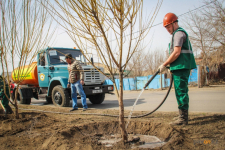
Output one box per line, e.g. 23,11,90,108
0,104,225,150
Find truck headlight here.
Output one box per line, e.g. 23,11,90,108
108,86,113,91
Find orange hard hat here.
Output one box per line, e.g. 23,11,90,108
163,13,178,27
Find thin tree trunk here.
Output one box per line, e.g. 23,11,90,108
119,70,128,141
15,100,19,119
198,65,203,88
14,88,19,119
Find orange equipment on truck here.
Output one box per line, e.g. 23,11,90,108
11,62,39,87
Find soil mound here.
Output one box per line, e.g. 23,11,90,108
1,109,225,149
39,120,192,149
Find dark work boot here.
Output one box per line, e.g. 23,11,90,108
170,109,188,125
172,114,181,120
70,108,78,112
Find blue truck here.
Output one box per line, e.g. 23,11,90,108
12,47,114,107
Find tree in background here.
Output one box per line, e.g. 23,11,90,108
0,0,54,118
202,0,225,68
203,0,225,47
126,48,167,77
145,49,167,75
183,0,225,85
49,0,162,141
126,50,147,77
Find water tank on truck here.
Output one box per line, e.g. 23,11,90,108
11,62,39,104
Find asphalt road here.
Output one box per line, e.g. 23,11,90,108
30,85,225,113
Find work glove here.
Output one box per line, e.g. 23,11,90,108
158,64,167,73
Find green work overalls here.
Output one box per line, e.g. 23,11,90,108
0,76,10,110
169,27,196,110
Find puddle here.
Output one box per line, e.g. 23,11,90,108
98,134,166,149
98,134,122,147
133,134,166,149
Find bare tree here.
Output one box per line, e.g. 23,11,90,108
48,0,162,141
184,11,214,67
126,50,148,77
0,0,54,118
184,0,225,67
144,48,166,75
183,12,214,86
126,48,166,77
183,0,225,84
202,0,225,46
202,0,225,67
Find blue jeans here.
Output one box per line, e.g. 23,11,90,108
71,80,88,109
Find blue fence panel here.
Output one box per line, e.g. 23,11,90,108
123,78,130,90
115,79,120,90
136,76,148,90
104,79,113,85
147,75,163,89
104,67,198,90
129,78,136,90
189,67,198,83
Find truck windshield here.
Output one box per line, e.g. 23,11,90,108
48,49,86,65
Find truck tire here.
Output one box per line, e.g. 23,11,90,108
51,85,70,107
88,93,105,104
17,90,31,104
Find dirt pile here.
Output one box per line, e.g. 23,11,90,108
0,106,225,150
40,121,192,150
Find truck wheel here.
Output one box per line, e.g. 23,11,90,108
51,85,70,107
17,90,31,104
89,93,105,104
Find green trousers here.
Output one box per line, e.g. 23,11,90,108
1,96,9,109
0,87,10,109
172,69,190,110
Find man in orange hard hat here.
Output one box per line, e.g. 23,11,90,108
158,13,196,125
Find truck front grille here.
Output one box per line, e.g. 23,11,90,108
84,68,102,84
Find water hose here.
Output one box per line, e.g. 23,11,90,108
17,70,173,119
130,70,173,118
